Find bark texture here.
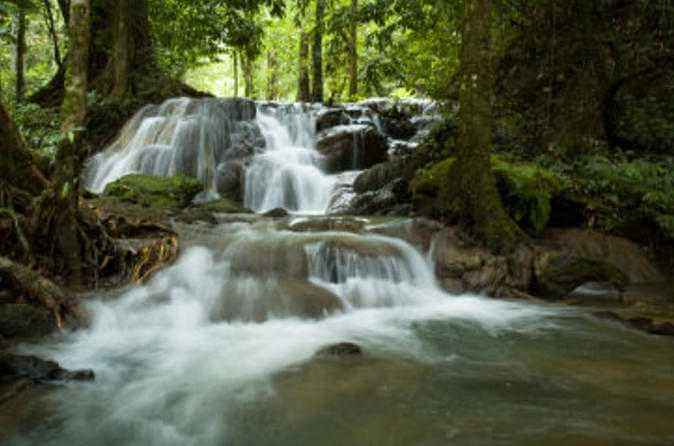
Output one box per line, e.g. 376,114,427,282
297,24,311,102
233,50,239,97
443,0,522,252
348,0,358,99
312,0,325,103
15,4,26,102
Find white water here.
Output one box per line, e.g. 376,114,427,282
16,226,560,446
244,105,339,214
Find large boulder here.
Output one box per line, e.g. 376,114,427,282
103,174,203,209
213,279,343,322
0,304,56,339
315,108,350,132
0,353,94,383
316,125,388,173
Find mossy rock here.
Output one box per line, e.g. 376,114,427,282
103,174,203,209
0,304,56,339
534,252,630,300
178,199,251,224
410,156,566,235
492,156,568,236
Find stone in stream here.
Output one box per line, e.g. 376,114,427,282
316,342,363,358
263,207,290,218
0,353,95,383
0,304,56,339
316,125,388,173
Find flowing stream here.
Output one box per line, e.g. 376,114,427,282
7,99,674,445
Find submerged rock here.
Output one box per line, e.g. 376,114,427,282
316,125,388,173
593,311,674,337
263,208,290,218
316,342,363,358
0,353,95,383
0,304,56,339
213,279,343,322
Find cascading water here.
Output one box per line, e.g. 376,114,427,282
10,98,674,445
244,105,338,214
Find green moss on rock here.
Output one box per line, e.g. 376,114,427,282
103,174,203,209
0,304,56,339
411,156,566,236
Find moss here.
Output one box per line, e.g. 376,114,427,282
0,304,56,339
411,155,567,236
656,214,674,240
103,174,202,209
178,199,250,224
492,155,568,236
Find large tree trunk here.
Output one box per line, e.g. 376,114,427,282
15,3,26,102
348,0,358,99
42,0,63,70
110,0,130,97
312,0,325,103
297,24,311,102
242,52,255,99
232,50,239,97
444,0,522,252
31,0,92,285
30,0,154,105
0,103,50,203
266,50,279,100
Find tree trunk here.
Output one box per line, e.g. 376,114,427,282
297,24,311,102
266,50,279,100
32,0,91,284
243,52,255,99
444,0,522,252
111,0,130,97
30,0,154,105
0,102,50,201
348,0,358,99
232,50,239,97
312,0,325,103
43,0,63,70
15,3,26,103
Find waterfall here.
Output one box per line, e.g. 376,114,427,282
244,104,338,214
83,97,260,195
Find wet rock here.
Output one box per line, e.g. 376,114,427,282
213,279,343,322
316,342,363,357
289,217,366,233
593,311,674,337
316,108,350,132
347,179,411,216
263,208,290,218
228,240,309,280
545,229,665,284
368,218,445,253
316,125,388,173
0,304,56,339
353,160,405,194
215,160,245,201
0,353,95,383
533,252,629,300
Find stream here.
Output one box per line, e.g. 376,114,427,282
5,99,674,445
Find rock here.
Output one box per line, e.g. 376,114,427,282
316,342,363,357
228,239,309,280
348,178,410,216
368,218,444,253
0,353,95,383
593,311,674,337
103,174,203,209
545,229,665,284
215,160,245,201
353,160,405,194
315,108,350,132
213,279,343,322
316,125,388,173
263,207,289,218
289,217,366,233
0,304,56,339
533,252,629,299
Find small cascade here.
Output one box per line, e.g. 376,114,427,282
244,104,337,214
83,97,261,195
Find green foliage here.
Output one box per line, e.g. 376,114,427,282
12,102,60,158
492,155,567,236
103,174,203,209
